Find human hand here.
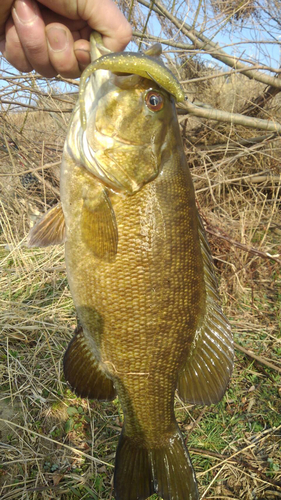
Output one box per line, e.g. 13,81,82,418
0,0,132,78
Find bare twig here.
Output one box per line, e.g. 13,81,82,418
138,0,281,89
0,99,73,113
31,171,60,197
0,419,113,467
179,100,281,133
194,133,277,150
240,74,281,117
205,226,281,264
0,161,61,177
234,342,281,374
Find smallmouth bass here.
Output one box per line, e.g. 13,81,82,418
28,33,233,500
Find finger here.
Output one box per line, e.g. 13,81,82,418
46,23,81,78
12,0,57,77
1,15,33,72
38,0,132,52
40,5,91,73
40,7,87,32
79,0,132,52
73,38,91,71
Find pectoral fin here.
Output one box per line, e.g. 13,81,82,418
81,188,118,262
27,202,65,247
177,215,234,405
64,325,116,401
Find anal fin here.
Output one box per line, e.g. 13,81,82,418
63,325,116,401
178,300,233,405
27,202,65,247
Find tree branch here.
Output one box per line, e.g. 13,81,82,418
138,0,281,89
239,73,281,117
205,226,281,264
179,99,281,133
234,342,281,375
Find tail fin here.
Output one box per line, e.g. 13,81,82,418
114,427,198,500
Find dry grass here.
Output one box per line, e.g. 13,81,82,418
0,60,280,500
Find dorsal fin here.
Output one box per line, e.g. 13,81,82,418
27,202,65,247
81,187,118,262
177,214,233,405
143,43,162,57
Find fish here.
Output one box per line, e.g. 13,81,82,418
28,32,234,500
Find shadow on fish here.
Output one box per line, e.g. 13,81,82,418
28,32,234,500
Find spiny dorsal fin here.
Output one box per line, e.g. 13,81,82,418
64,325,116,401
177,214,233,406
27,202,65,247
81,188,118,262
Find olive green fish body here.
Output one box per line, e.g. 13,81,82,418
29,34,233,500
61,125,202,498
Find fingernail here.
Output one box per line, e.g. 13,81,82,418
46,27,68,52
14,0,37,23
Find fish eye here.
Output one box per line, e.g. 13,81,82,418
145,91,164,111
